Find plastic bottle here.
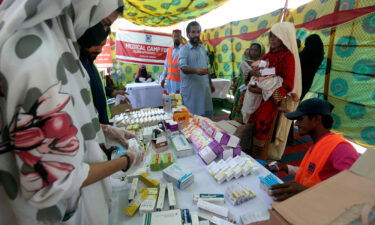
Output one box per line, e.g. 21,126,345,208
165,94,172,114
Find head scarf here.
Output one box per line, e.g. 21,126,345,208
78,22,109,49
0,0,119,46
249,41,265,61
270,22,302,99
136,65,148,79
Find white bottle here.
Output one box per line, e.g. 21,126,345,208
165,94,172,114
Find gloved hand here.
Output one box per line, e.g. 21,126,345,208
126,148,145,168
101,125,136,149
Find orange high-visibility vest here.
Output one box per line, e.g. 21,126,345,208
295,134,347,187
166,46,181,82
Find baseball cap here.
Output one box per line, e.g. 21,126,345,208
285,98,334,120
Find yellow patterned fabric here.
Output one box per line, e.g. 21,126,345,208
121,0,229,27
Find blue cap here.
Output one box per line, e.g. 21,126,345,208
285,98,334,120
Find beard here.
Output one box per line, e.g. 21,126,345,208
81,48,100,62
190,37,200,44
174,40,180,46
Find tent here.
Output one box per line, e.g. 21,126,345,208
201,0,374,148
121,0,230,27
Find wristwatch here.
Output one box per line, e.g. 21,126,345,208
120,153,131,172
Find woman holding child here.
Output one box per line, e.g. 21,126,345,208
246,22,302,159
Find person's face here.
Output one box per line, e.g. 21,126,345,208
172,32,182,45
249,44,261,59
243,48,250,58
269,32,283,49
101,11,120,31
295,115,317,136
187,25,201,44
83,39,106,61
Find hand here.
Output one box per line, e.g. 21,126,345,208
248,86,262,94
196,68,209,75
111,90,128,97
126,148,145,168
161,79,165,88
268,180,307,201
249,68,261,77
211,84,215,93
272,89,283,103
101,125,137,149
264,161,288,173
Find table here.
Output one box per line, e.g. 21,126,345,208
211,78,231,99
126,82,163,109
125,79,231,109
109,146,279,225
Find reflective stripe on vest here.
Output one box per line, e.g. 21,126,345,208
166,46,181,82
295,134,347,187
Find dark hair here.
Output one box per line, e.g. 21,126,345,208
306,113,333,129
115,6,124,13
186,21,201,34
78,22,109,49
250,43,261,50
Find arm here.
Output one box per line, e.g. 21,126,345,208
330,143,360,171
82,157,128,187
277,52,295,97
160,54,168,81
105,86,114,98
178,46,208,76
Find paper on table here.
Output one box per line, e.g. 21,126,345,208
240,209,270,224
115,94,127,106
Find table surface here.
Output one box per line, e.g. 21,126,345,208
109,143,279,225
126,82,162,89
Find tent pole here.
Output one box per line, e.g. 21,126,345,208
279,0,289,22
324,0,341,100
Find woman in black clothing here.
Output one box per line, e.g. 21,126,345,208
299,34,324,99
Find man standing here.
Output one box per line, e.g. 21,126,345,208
161,29,183,93
178,21,215,117
267,98,359,201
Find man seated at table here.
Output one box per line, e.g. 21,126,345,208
267,98,359,201
160,29,183,93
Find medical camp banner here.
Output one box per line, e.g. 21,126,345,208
116,29,173,66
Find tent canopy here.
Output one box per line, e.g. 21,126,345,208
122,0,229,27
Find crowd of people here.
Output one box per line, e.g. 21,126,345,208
0,1,360,224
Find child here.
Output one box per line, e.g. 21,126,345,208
241,60,286,123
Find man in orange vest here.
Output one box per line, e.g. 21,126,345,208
160,29,183,93
267,98,359,201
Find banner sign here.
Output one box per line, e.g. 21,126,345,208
116,29,173,66
94,38,113,68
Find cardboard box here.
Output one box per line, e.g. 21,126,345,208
269,150,375,225
217,120,242,135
